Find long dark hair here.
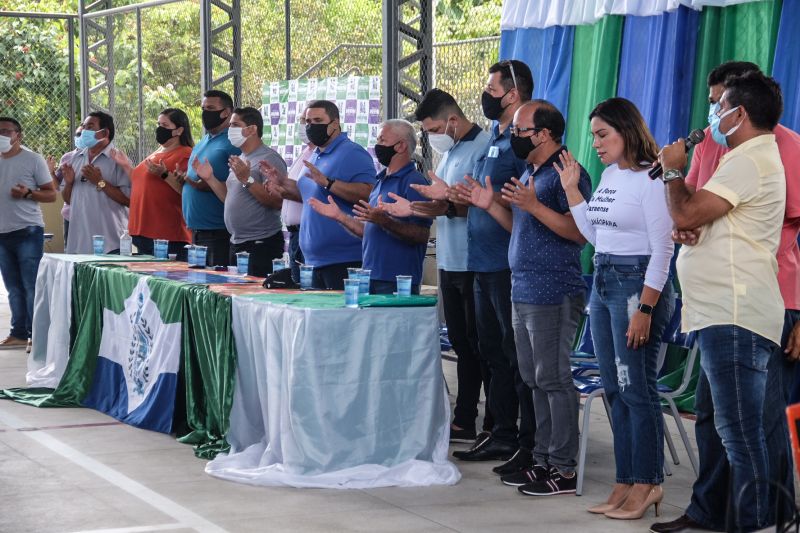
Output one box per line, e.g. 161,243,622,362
160,108,194,147
589,98,658,171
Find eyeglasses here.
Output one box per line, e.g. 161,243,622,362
501,60,518,90
510,126,541,136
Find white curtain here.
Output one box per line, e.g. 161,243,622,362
501,0,765,29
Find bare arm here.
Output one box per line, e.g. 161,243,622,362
308,195,365,238
501,177,585,244
193,157,227,202
11,181,57,203
665,180,732,230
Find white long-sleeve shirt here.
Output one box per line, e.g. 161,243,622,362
570,164,674,291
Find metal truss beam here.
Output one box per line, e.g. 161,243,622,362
79,0,114,117
200,0,242,105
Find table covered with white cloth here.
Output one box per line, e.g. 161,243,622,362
206,294,460,489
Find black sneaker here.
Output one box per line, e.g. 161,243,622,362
449,426,477,443
518,467,576,496
501,463,549,486
492,448,533,475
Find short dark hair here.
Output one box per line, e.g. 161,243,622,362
0,117,22,133
203,90,234,110
305,100,340,121
589,97,659,171
707,61,761,87
530,100,565,143
233,106,264,138
724,71,783,131
160,108,194,147
489,59,533,101
414,89,465,122
88,111,115,141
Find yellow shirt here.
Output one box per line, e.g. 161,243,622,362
677,134,786,344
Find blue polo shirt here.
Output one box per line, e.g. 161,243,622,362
509,147,593,305
363,162,432,285
298,133,376,267
183,130,241,230
467,123,527,272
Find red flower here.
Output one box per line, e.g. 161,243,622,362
14,71,23,80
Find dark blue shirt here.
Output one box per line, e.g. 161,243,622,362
509,147,593,304
183,130,241,230
467,123,527,272
298,133,376,267
363,162,432,285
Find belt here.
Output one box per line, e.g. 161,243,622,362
286,225,300,233
593,253,650,266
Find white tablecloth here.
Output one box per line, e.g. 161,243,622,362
206,296,460,489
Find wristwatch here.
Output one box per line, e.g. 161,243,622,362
23,188,33,199
661,169,684,183
242,176,255,189
637,303,654,315
96,179,107,191
445,201,457,219
325,178,335,191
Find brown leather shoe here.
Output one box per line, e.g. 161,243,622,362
0,336,27,350
650,514,717,532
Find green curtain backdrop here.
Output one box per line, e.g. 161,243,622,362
687,0,783,132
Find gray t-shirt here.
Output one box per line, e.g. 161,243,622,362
0,148,53,234
65,144,131,254
224,144,285,244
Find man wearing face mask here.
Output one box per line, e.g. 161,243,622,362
657,71,788,533
450,60,535,476
62,111,131,254
651,64,800,533
183,90,241,267
465,101,592,494
0,117,57,350
193,107,286,277
307,119,431,293
411,88,493,444
262,100,375,290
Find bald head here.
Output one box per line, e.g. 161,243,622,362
512,99,565,164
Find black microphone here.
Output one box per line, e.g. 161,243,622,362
649,129,705,179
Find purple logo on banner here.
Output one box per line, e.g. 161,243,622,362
345,100,357,124
270,104,280,125
287,101,296,124
284,145,294,167
369,100,381,124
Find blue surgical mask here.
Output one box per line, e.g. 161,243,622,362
707,102,720,125
76,129,100,149
709,105,742,148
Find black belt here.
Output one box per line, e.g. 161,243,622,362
286,225,300,233
593,253,650,266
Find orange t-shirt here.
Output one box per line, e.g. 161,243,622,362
128,146,193,243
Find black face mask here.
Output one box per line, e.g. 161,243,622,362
155,126,176,145
201,109,225,130
306,122,334,147
374,142,399,168
481,90,510,121
510,133,537,160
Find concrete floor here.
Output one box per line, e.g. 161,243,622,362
0,280,704,533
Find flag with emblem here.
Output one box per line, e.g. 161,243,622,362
80,274,184,433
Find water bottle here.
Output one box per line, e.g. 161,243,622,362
119,229,132,256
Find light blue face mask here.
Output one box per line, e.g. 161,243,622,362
76,129,100,149
707,102,720,125
709,105,742,148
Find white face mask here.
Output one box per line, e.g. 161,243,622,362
427,119,456,154
227,127,247,147
0,135,12,154
299,123,311,145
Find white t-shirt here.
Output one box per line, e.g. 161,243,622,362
571,164,674,291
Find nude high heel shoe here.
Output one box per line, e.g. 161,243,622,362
587,485,633,514
604,485,663,520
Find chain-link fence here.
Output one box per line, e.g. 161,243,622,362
0,12,78,159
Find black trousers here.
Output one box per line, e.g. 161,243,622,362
312,260,362,290
229,231,285,278
192,228,231,267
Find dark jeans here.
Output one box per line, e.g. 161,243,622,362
440,269,492,433
591,254,673,484
474,269,534,450
63,219,69,248
131,235,188,261
192,228,231,267
687,312,797,531
229,232,285,277
0,225,44,339
370,279,419,295
287,226,303,284
312,261,362,290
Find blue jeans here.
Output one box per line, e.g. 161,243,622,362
688,312,796,531
0,225,44,339
590,254,674,484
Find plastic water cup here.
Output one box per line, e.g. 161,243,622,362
300,265,314,289
396,275,412,297
347,267,360,280
227,266,238,274
168,253,177,261
195,245,208,267
272,258,287,273
187,245,196,266
236,252,250,275
344,279,360,308
154,239,169,259
358,269,371,295
92,235,104,255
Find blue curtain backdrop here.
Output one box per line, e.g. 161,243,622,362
616,6,701,147
772,1,800,132
499,26,575,119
